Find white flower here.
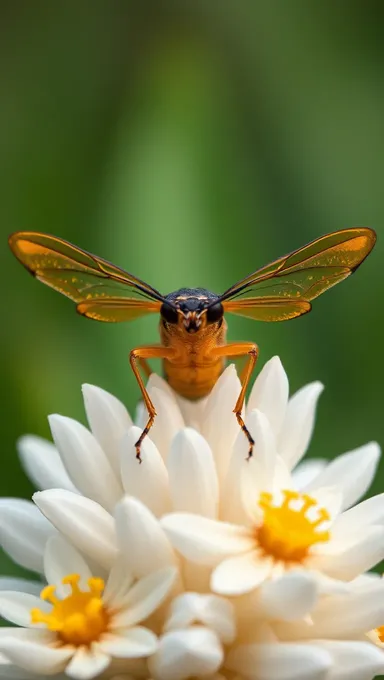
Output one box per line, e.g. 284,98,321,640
148,591,235,680
1,570,384,680
19,495,384,680
3,355,384,680
0,497,56,574
31,491,177,580
15,357,378,515
226,640,384,680
127,566,384,680
161,437,384,594
0,535,176,680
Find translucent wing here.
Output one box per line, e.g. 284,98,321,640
218,229,376,320
223,298,311,321
9,232,164,321
77,298,160,322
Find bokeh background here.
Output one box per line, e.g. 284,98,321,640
1,0,383,591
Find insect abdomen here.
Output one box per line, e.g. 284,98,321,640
163,357,225,400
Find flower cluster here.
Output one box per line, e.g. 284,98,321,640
1,356,384,680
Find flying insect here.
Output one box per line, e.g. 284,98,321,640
9,228,376,460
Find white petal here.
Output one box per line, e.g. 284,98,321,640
259,571,318,620
112,567,176,628
221,410,276,525
273,455,293,490
100,627,158,658
0,629,54,642
115,497,176,578
247,356,289,435
278,381,324,470
120,427,170,518
17,435,78,493
310,571,350,596
278,578,384,640
167,429,218,518
211,552,271,595
65,646,110,680
241,411,279,517
0,499,55,573
148,627,223,680
349,572,381,587
135,400,146,427
82,383,132,478
309,579,384,639
219,441,248,526
332,493,384,538
0,592,48,627
161,513,253,565
313,525,384,580
48,415,122,512
103,557,134,609
0,636,73,675
313,640,384,680
44,535,92,596
144,387,184,460
292,458,327,490
310,486,343,521
227,642,332,680
315,580,384,638
305,442,381,510
146,373,178,402
246,410,278,492
0,578,42,597
33,490,117,570
201,365,242,482
164,592,236,644
176,394,207,431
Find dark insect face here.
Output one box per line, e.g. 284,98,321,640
160,302,179,325
206,301,224,324
163,288,223,333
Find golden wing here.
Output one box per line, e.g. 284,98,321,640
9,231,164,322
219,228,376,322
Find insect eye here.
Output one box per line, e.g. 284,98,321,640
161,302,179,324
206,302,224,324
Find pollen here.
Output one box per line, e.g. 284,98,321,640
256,490,330,563
30,574,109,646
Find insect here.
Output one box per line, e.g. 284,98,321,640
9,228,376,461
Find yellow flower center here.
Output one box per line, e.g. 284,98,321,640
31,573,109,646
256,489,330,563
375,627,384,644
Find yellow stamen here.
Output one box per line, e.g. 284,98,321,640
30,573,109,646
257,489,330,563
88,577,105,595
40,585,59,605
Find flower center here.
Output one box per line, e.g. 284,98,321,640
31,573,109,646
256,489,330,563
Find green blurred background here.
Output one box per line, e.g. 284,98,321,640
1,1,384,581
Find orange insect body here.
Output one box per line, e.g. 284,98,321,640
159,292,228,400
9,228,376,460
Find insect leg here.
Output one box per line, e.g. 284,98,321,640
138,357,153,379
129,345,175,462
212,342,259,459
